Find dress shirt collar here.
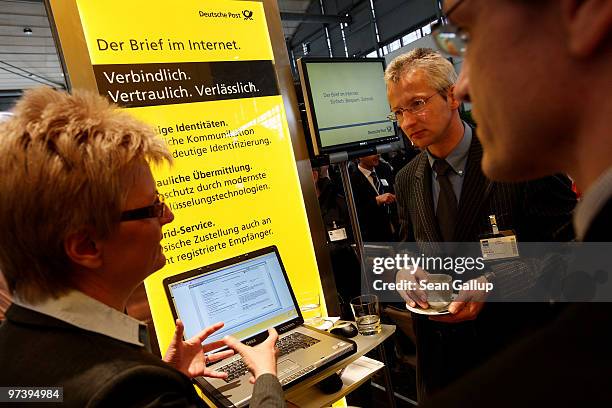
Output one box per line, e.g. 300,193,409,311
574,167,612,241
358,163,381,193
427,121,472,178
358,163,374,177
13,290,147,348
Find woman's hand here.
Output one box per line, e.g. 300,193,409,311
163,319,234,379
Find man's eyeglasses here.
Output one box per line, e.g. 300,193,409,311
120,192,166,222
432,0,470,57
387,93,439,123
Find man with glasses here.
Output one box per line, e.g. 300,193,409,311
419,0,612,406
0,88,284,407
385,48,576,400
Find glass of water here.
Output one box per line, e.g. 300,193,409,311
350,294,381,335
299,291,325,327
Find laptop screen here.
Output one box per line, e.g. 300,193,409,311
166,250,300,344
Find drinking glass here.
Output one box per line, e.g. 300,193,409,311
350,294,381,335
299,291,324,327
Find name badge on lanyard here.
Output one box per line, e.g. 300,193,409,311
479,215,520,261
328,221,348,242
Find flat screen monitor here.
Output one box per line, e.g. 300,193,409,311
297,57,398,156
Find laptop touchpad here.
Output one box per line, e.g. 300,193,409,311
278,359,299,374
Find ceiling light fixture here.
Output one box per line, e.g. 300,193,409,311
23,27,33,35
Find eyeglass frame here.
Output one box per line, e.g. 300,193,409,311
120,192,166,222
431,0,470,57
386,92,441,123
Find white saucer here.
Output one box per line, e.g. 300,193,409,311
405,294,457,315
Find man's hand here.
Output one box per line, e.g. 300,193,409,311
224,328,279,384
396,267,430,309
163,319,234,379
430,276,489,323
376,193,396,205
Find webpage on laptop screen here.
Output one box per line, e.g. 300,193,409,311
169,252,299,344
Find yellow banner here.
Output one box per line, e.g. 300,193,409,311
68,0,324,353
76,0,273,64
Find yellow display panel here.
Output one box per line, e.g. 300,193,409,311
75,0,273,64
50,0,326,354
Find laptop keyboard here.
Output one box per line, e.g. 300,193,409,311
276,332,320,356
218,332,320,382
218,359,249,383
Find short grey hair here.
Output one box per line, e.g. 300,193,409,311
385,48,457,92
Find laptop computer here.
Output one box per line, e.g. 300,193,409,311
163,245,357,407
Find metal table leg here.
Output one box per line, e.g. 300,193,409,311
377,343,397,408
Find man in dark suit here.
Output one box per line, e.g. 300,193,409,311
414,0,612,406
384,48,576,400
350,154,398,242
0,88,284,407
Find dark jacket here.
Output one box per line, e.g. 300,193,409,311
350,161,398,242
424,198,612,408
393,134,577,399
395,135,576,245
0,304,285,407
